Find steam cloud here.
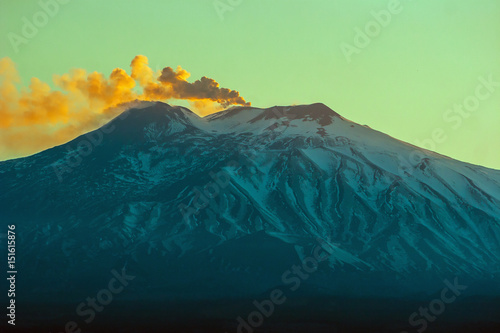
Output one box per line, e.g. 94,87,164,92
0,55,250,159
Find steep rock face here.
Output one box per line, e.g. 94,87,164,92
1,101,500,303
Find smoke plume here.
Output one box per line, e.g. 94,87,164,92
0,55,250,159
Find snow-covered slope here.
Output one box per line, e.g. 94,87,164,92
1,101,500,305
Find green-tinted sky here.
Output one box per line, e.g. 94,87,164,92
1,0,499,169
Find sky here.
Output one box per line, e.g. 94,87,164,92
0,0,499,169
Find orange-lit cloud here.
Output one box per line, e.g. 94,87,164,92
0,55,250,159
130,55,250,108
189,99,225,117
157,66,250,107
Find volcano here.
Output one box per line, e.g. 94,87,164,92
1,101,499,332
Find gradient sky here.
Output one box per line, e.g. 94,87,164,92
1,0,499,169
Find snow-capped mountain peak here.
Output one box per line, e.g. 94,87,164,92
1,101,499,307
